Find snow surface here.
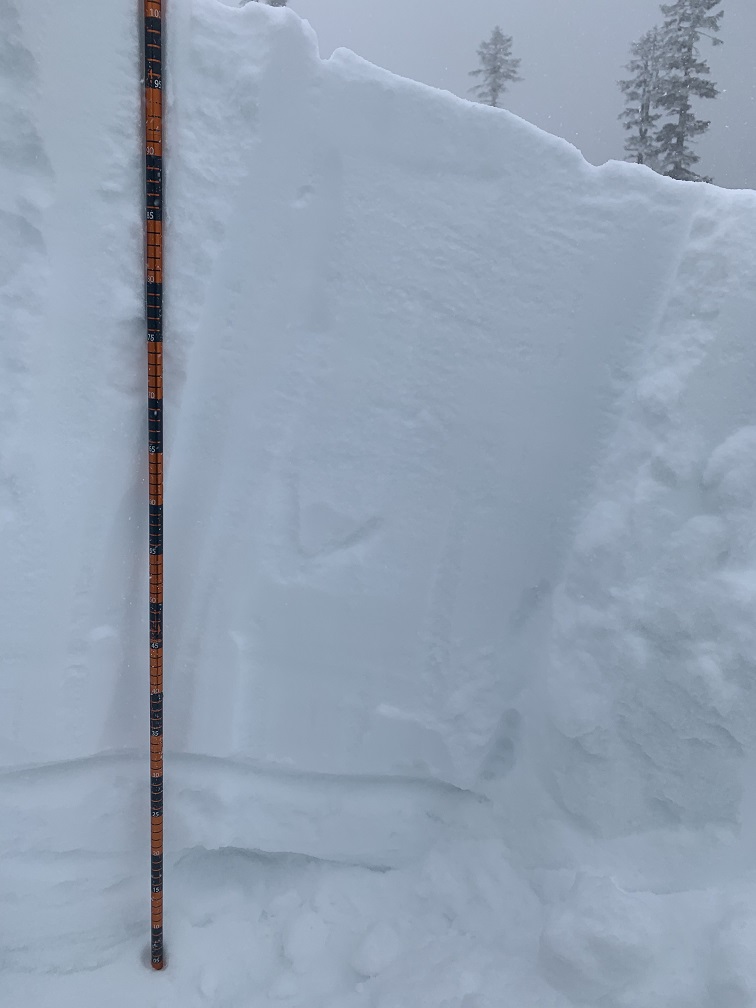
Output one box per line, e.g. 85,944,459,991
2,0,756,1004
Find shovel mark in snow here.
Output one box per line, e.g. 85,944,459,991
296,501,383,561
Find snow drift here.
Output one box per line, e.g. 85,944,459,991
3,0,756,1005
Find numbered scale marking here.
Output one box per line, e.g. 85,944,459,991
143,0,165,972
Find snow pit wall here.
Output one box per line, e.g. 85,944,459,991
2,0,756,854
543,190,756,840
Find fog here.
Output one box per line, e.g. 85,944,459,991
291,0,755,190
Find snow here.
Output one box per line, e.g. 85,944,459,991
2,0,756,1004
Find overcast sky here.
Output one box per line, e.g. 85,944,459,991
289,0,755,190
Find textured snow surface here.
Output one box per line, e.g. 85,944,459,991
3,0,756,1004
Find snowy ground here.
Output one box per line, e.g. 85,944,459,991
3,0,756,1005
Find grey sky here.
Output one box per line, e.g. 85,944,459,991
290,0,755,190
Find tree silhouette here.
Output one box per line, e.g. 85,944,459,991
469,27,522,108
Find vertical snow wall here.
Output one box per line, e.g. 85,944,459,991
2,0,756,852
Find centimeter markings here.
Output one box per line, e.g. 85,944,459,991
144,0,164,971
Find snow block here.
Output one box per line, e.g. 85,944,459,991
1,0,755,815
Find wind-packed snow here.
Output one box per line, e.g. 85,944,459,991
2,0,756,1004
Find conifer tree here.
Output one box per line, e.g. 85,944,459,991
655,0,724,181
619,27,665,168
469,27,522,108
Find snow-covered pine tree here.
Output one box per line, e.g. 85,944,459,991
618,27,665,168
655,0,724,181
468,27,522,108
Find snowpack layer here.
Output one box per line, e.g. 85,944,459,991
3,1,756,1005
1,0,711,782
